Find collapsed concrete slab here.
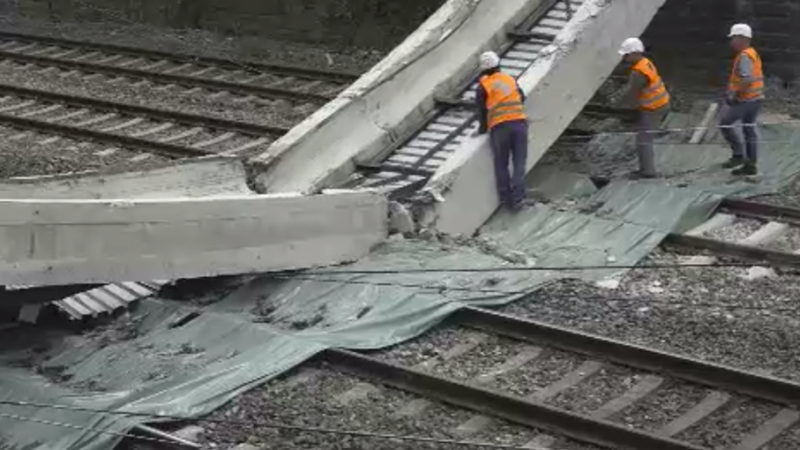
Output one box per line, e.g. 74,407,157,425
252,0,542,193
0,157,254,319
420,0,668,235
0,191,388,286
0,156,251,199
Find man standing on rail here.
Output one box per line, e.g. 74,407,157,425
720,23,765,176
616,37,671,179
474,50,529,211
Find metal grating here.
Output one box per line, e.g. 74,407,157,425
54,280,167,320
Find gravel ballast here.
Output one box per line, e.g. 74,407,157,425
0,18,384,74
677,398,784,449
501,248,800,382
0,126,169,178
0,62,315,128
197,363,547,450
616,381,710,432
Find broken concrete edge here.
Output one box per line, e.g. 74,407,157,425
0,190,389,286
0,156,251,199
253,0,543,194
417,0,669,235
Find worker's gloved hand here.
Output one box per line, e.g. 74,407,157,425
472,129,487,138
724,93,737,106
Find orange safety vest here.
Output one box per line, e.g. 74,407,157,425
631,57,670,111
480,72,527,129
729,47,764,101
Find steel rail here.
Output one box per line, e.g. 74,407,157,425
664,234,800,267
720,198,800,223
0,49,333,104
0,83,289,136
454,307,800,407
0,111,210,158
323,348,705,450
0,30,359,83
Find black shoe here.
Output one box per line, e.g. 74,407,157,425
629,171,659,180
722,157,745,169
732,162,757,176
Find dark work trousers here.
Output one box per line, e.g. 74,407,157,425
489,119,529,208
636,105,669,177
720,100,763,162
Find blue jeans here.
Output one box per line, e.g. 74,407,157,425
490,120,528,208
720,100,762,162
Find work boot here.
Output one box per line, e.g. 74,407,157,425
732,162,757,176
629,170,659,180
722,157,745,169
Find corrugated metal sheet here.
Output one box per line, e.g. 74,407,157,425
54,281,167,320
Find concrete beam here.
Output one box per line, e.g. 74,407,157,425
252,0,542,194
420,0,668,235
0,191,388,286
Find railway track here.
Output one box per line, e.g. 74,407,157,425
199,305,800,449
342,0,584,199
0,82,287,160
319,307,800,449
666,199,800,268
0,30,357,105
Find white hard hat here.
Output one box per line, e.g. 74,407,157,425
728,23,753,38
618,37,645,56
479,51,501,70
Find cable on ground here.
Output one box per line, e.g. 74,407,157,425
300,261,795,276
0,411,180,447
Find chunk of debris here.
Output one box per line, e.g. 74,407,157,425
596,278,620,290
742,266,778,281
173,425,205,442
230,444,260,450
389,201,416,234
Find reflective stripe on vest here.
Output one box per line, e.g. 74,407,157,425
729,47,764,101
480,72,527,129
632,57,670,111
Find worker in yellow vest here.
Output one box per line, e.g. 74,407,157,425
616,37,670,179
720,23,764,176
475,51,529,211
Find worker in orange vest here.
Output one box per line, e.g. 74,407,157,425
616,37,670,178
720,23,764,176
474,51,528,211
